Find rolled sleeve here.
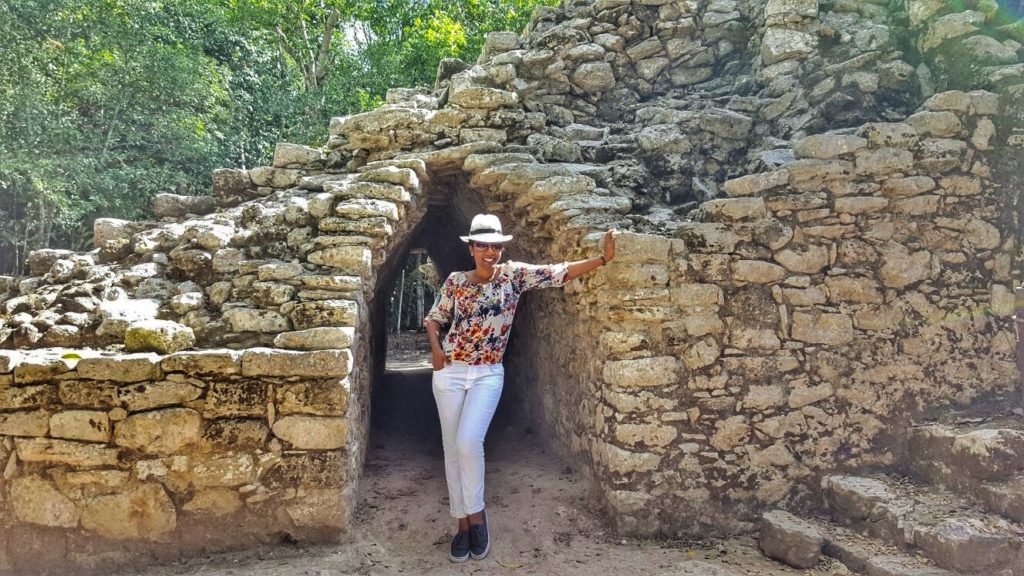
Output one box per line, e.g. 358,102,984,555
509,261,570,292
424,273,457,325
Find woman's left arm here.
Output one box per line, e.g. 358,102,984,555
565,229,617,282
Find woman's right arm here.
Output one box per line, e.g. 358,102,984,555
424,274,456,371
425,319,448,371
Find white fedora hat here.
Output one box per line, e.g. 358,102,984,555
460,213,513,243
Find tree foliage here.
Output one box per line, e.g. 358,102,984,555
0,0,554,274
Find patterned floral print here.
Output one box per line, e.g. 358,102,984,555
424,261,569,365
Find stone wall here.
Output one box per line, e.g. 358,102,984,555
1,0,1022,571
0,348,353,573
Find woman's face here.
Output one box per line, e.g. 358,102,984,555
469,241,504,269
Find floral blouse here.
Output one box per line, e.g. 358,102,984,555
424,261,570,365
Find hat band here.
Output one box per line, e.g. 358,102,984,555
470,227,501,234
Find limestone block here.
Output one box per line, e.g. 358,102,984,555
788,383,834,408
307,245,373,276
124,320,196,354
710,415,750,451
906,110,963,137
250,282,295,307
0,410,50,436
882,175,935,197
52,469,130,500
615,423,678,448
915,138,967,172
683,337,722,370
81,483,176,541
787,160,853,187
733,260,786,283
0,383,58,411
967,90,1000,115
793,134,867,159
637,124,692,153
825,276,883,303
118,381,203,412
290,300,358,331
913,519,1016,574
13,355,73,384
16,438,120,467
599,332,651,355
161,350,241,375
93,218,136,248
276,378,349,416
879,244,932,288
11,476,80,528
113,408,202,454
674,284,724,307
730,328,781,351
284,488,348,529
626,37,663,62
971,117,995,150
272,415,348,449
604,263,670,289
242,348,352,378
764,0,817,18
855,147,914,175
170,292,205,315
252,263,302,283
834,196,889,214
50,410,111,443
27,248,74,275
153,194,217,218
759,510,822,569
761,28,816,65
991,284,1015,317
773,245,829,274
249,166,300,188
448,73,518,109
334,198,400,221
58,380,119,409
749,443,796,467
192,453,255,488
700,198,766,221
203,381,267,419
637,57,670,81
611,233,672,263
222,308,291,333
182,489,243,516
273,142,322,167
572,61,616,93
698,109,754,140
679,223,740,253
856,122,919,148
201,419,269,451
920,10,985,52
854,304,905,331
212,168,250,196
274,327,355,351
723,170,788,196
0,350,22,373
603,357,681,388
939,175,981,196
962,219,1000,250
460,127,507,144
791,311,854,345
77,354,161,383
596,442,662,474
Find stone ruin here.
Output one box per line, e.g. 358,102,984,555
1,0,1023,572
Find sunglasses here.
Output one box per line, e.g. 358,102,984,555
471,242,504,251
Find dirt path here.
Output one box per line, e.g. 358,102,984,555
121,423,848,576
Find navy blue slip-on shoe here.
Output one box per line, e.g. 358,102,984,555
449,530,470,563
469,511,490,560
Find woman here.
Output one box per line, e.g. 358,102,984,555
423,213,616,563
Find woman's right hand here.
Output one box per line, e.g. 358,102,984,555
432,349,448,371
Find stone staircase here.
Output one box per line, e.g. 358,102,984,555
760,398,1024,575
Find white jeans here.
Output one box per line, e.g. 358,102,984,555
432,362,504,518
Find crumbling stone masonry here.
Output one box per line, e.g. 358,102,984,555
1,0,1023,572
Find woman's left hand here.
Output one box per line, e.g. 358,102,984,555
603,229,617,263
